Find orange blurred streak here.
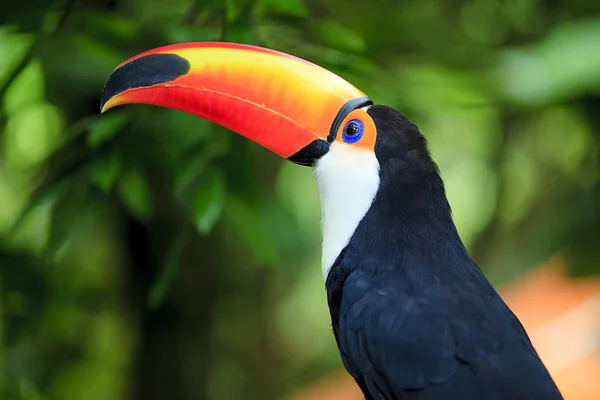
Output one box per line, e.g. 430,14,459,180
503,260,600,400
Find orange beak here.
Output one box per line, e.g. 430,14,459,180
100,42,371,164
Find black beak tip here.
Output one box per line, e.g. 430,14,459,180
99,53,191,113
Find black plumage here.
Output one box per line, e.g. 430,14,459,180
325,106,563,399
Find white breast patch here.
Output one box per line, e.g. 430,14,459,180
314,142,380,281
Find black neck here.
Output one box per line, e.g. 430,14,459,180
340,158,471,275
341,105,472,271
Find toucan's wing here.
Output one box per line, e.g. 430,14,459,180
336,269,563,400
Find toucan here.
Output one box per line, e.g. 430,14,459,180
100,42,563,399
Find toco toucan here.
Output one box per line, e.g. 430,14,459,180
100,42,564,399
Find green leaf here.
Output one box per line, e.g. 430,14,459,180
76,12,139,42
226,0,243,21
118,168,153,222
194,172,225,235
166,26,221,44
174,140,229,195
497,147,537,227
44,177,89,256
88,112,128,149
3,58,44,116
148,230,190,309
311,21,367,53
0,0,56,32
174,156,208,195
4,102,64,169
256,0,307,17
9,179,66,235
224,196,279,265
495,19,600,106
90,154,122,193
0,27,34,89
0,168,26,233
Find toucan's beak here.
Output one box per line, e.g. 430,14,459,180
100,42,371,165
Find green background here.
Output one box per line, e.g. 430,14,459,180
1,0,599,399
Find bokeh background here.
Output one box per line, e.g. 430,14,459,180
1,0,600,399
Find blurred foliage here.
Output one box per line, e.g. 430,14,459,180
0,0,599,399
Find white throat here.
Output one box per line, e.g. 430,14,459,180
314,142,380,281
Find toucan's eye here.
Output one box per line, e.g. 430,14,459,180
342,120,364,144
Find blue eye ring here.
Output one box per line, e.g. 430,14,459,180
342,119,364,144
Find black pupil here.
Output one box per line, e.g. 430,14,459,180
345,122,359,136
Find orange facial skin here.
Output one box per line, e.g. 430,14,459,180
334,108,377,152
100,42,370,159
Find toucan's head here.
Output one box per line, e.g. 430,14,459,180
100,42,438,278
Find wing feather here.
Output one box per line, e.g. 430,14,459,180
336,270,562,399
